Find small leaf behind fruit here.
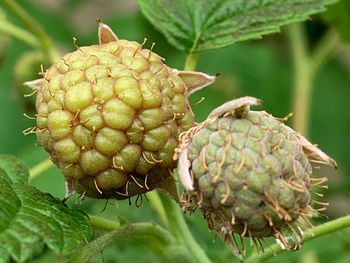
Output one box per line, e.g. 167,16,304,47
138,0,338,52
0,155,92,262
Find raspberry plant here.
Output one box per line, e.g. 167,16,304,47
1,0,350,262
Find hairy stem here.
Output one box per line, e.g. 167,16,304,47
3,0,59,63
89,215,120,232
246,215,350,263
288,24,339,136
288,23,312,135
28,158,54,181
161,195,212,263
0,20,39,47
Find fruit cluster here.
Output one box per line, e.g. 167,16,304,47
27,24,216,200
175,97,337,251
26,23,337,255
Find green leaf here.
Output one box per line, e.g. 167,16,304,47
322,0,350,43
0,155,92,262
0,154,29,185
138,0,338,52
0,250,9,263
67,223,191,263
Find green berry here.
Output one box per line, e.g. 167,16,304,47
27,23,216,201
176,97,337,249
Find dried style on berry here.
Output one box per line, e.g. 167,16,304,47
175,97,337,258
25,23,215,202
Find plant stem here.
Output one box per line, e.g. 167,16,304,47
161,195,212,263
288,24,339,136
146,191,170,228
185,53,199,71
28,158,54,181
89,215,120,232
3,0,59,63
0,20,39,47
246,215,350,263
310,28,339,76
288,23,311,136
179,51,212,262
152,52,212,263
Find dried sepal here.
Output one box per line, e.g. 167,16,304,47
177,148,193,191
24,78,45,91
98,22,118,45
176,70,216,95
208,96,261,119
294,131,338,169
63,179,76,202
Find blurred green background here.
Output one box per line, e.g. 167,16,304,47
0,0,350,262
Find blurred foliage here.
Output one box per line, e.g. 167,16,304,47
14,51,50,112
0,7,10,66
322,0,350,43
0,0,349,262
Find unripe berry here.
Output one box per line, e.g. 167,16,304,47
26,23,215,201
176,97,337,254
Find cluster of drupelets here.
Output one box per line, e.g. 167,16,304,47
175,97,337,257
25,24,202,202
24,23,337,257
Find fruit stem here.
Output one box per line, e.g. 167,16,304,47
0,20,39,48
89,215,120,232
28,158,54,181
178,49,213,263
288,23,339,136
160,194,213,263
2,0,60,63
146,191,170,228
246,215,350,263
185,52,199,71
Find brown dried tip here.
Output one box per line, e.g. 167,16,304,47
293,131,338,169
98,22,118,45
208,96,262,119
176,70,216,96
